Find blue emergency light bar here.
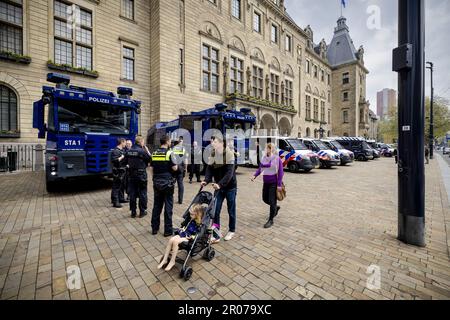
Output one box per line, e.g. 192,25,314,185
118,87,133,97
47,73,70,85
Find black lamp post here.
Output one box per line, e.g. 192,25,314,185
426,61,434,159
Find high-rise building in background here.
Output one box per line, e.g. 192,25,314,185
377,88,397,120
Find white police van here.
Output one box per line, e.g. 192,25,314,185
321,139,354,166
298,138,341,168
250,136,320,173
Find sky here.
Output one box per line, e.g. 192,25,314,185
285,0,450,114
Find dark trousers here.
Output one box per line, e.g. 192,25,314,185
188,164,201,181
129,177,147,213
176,171,184,203
263,183,278,220
214,188,237,232
151,187,174,234
111,175,125,204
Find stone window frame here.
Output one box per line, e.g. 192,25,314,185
231,0,241,21
230,55,244,94
52,0,95,71
313,64,318,78
0,83,18,134
270,72,280,104
305,94,311,120
342,72,350,85
285,33,292,53
201,42,220,94
284,79,293,106
270,22,279,45
120,0,135,22
313,97,319,121
305,59,310,75
121,45,135,81
0,0,25,55
320,69,325,82
179,47,185,88
320,100,325,122
253,9,262,34
343,91,349,102
328,109,331,124
343,110,349,124
252,64,264,99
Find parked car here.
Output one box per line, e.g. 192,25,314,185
299,138,341,168
443,147,450,155
379,144,395,157
321,139,354,166
333,137,374,161
250,136,320,173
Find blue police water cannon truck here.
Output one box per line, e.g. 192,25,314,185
33,73,141,192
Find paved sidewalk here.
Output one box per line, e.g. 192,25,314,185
0,158,449,300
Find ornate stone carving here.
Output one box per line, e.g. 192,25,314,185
246,66,252,95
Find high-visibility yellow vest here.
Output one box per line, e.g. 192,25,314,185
151,149,173,162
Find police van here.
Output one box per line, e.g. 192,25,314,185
298,138,341,168
321,139,354,166
332,137,374,161
250,136,319,173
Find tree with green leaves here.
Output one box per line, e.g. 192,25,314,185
378,95,450,144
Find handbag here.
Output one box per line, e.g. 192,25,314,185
275,159,286,201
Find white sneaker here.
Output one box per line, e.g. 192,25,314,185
224,232,235,241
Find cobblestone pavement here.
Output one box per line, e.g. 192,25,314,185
0,158,449,300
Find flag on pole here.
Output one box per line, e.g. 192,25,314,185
341,0,346,8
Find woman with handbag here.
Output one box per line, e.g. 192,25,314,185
251,143,285,229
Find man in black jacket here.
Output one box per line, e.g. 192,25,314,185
201,136,237,243
126,136,151,218
111,138,127,208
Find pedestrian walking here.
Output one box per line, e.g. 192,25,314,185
126,136,151,218
394,148,398,164
251,143,284,229
425,145,430,164
201,136,237,243
188,141,202,184
151,135,178,237
111,138,128,208
173,139,187,204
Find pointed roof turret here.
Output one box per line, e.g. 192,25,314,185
327,16,359,67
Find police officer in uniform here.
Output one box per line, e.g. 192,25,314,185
150,135,178,236
172,138,187,204
126,136,151,218
111,138,127,208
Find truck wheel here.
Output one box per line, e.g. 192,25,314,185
46,180,58,193
357,155,365,161
288,162,299,173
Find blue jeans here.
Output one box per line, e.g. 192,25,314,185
214,188,237,232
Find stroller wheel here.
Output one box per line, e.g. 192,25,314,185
203,248,216,262
180,266,193,281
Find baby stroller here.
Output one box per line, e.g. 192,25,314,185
159,187,217,281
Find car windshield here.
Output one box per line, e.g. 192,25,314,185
287,139,308,150
57,99,132,134
362,141,371,149
313,140,329,150
330,141,345,150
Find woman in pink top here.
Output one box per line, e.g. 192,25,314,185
251,143,284,229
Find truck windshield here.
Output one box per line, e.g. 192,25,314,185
314,140,329,150
331,141,345,150
362,141,371,149
287,139,308,150
224,120,252,137
57,99,132,134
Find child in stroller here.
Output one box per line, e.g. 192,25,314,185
157,189,217,280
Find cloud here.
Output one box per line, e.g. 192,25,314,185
285,0,450,113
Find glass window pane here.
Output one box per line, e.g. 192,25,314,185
0,24,23,54
122,0,134,20
76,45,92,70
202,44,209,57
55,39,72,65
0,1,23,25
202,58,209,71
76,27,91,45
123,47,134,58
212,75,218,92
211,62,218,74
55,19,72,40
202,72,210,90
55,1,71,19
211,48,218,61
79,9,92,28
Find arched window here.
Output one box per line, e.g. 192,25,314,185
306,127,311,137
0,85,18,133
